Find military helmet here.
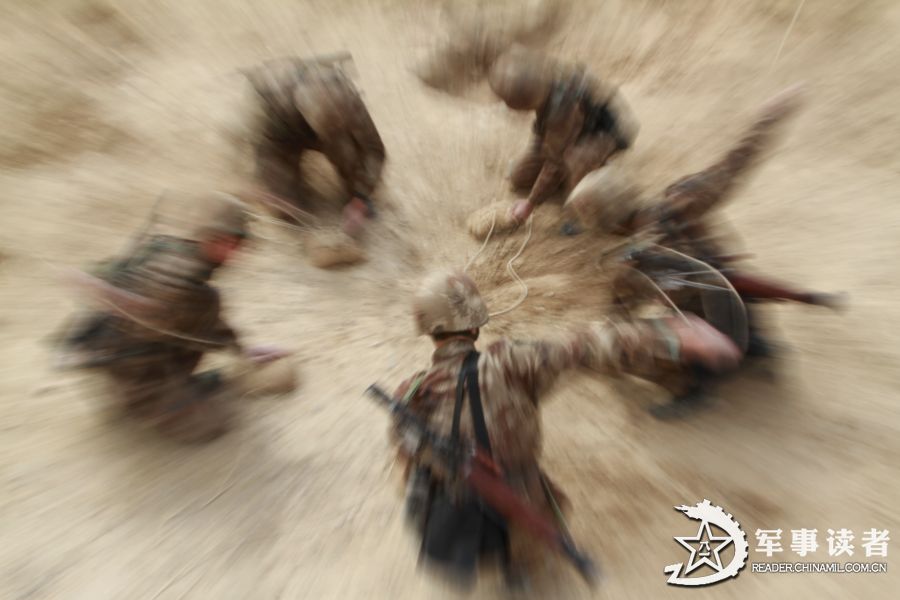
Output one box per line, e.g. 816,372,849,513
413,270,489,336
564,166,639,233
488,46,555,110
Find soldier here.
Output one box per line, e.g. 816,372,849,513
565,85,843,364
244,56,386,238
388,270,740,587
488,46,639,226
56,193,288,442
566,85,806,246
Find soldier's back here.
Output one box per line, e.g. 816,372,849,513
94,235,222,349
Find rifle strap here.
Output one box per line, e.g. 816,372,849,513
450,351,492,456
465,353,492,456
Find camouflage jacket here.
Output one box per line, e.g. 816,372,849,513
246,57,386,198
391,320,673,472
660,93,797,253
63,235,238,369
534,69,637,158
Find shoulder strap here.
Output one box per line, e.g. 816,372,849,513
450,351,492,456
450,352,473,444
465,352,492,456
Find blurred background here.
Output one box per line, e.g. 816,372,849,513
1,0,899,598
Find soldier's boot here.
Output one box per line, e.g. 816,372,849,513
745,330,775,359
650,368,715,420
155,371,231,443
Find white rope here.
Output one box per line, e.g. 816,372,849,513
628,266,692,325
771,0,807,70
489,215,534,317
464,209,497,273
650,243,749,332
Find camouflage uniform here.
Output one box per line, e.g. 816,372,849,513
650,95,798,262
391,272,688,576
491,50,638,207
631,89,823,309
245,57,386,209
59,198,248,441
568,86,803,254
570,87,837,388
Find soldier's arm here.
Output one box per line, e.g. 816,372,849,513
526,103,584,206
527,160,567,205
491,317,740,400
489,321,664,396
347,107,386,199
319,79,386,201
388,372,431,462
663,85,804,222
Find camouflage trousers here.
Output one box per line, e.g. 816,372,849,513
407,460,571,579
106,353,231,443
255,136,367,208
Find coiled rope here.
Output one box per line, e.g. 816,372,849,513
463,209,534,317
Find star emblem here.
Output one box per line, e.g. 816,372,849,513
675,520,733,575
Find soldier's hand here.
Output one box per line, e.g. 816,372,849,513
243,344,292,364
664,315,742,372
509,199,535,223
342,197,370,238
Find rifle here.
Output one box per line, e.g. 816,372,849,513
366,384,598,586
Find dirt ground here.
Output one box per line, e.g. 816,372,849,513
2,0,899,598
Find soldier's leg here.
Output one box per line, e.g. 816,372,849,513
320,140,377,237
316,133,357,198
116,357,230,443
509,134,546,192
153,370,232,443
108,355,199,418
562,133,619,191
255,140,306,207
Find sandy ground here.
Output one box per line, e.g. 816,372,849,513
2,0,900,598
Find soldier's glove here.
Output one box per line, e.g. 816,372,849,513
659,315,742,373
